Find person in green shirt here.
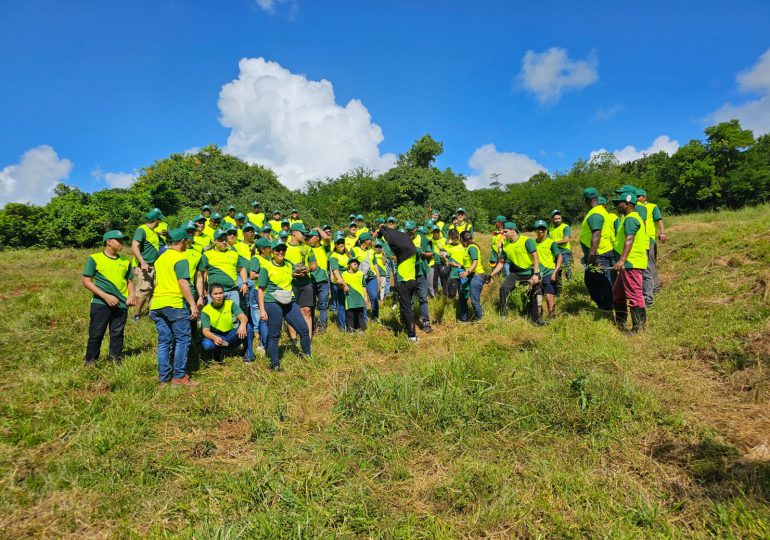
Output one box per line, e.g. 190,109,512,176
247,202,265,228
611,191,649,333
285,223,317,341
201,228,249,306
340,257,369,332
549,209,573,281
82,230,135,365
535,220,563,319
257,241,311,371
224,205,238,226
329,233,350,330
249,237,272,354
349,232,381,321
450,207,474,235
580,187,616,316
636,188,667,307
306,228,332,332
149,228,200,386
406,220,433,333
131,209,162,321
200,283,254,363
489,221,544,324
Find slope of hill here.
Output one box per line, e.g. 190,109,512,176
0,206,768,538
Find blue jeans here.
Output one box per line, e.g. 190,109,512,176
458,279,471,321
365,277,379,320
149,307,191,382
265,301,311,368
247,286,268,349
415,275,430,324
469,274,485,321
313,279,330,330
334,285,347,330
201,323,255,360
561,251,573,279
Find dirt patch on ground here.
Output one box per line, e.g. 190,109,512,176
0,284,44,301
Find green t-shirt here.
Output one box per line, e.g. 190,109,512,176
133,226,160,264
83,252,133,309
581,213,605,256
341,269,366,309
620,216,642,269
201,248,247,292
200,301,243,330
414,235,432,277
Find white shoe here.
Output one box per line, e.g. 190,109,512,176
408,336,418,343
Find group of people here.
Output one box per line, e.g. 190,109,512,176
81,191,665,385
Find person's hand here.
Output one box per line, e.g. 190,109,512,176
260,310,268,322
484,274,492,284
658,232,667,244
459,271,468,279
126,294,136,307
189,306,199,320
213,335,224,346
237,324,247,340
196,297,204,309
343,284,350,293
103,294,120,307
240,283,249,295
612,261,624,272
587,253,597,266
140,261,149,272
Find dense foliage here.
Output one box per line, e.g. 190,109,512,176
2,121,768,248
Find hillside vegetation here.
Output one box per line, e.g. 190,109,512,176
0,206,768,538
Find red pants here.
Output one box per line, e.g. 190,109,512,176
612,268,645,308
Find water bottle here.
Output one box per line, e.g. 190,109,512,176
459,267,468,286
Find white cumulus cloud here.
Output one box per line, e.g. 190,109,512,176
466,144,547,189
0,145,73,206
91,167,138,189
519,47,598,104
218,57,396,189
712,48,770,135
590,135,680,164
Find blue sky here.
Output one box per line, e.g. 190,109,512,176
2,0,770,204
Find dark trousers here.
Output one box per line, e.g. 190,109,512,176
434,264,449,295
498,274,542,322
584,252,616,312
85,303,128,362
446,277,459,299
345,307,366,331
395,280,417,338
265,301,311,368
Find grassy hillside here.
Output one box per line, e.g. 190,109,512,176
1,206,768,538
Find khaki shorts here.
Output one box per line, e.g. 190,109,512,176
134,266,156,299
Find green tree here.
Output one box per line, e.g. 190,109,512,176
398,134,444,168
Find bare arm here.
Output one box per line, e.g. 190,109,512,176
195,272,204,307
131,240,147,271
178,279,198,319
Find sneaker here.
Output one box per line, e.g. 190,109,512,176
271,365,284,372
408,336,418,343
171,375,199,387
133,315,141,322
422,323,433,333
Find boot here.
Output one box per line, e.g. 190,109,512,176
613,304,628,330
629,307,646,334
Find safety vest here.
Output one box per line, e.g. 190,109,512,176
192,233,209,252
232,241,252,261
396,254,417,282
224,215,237,226
580,205,614,255
453,221,472,234
329,250,349,281
444,242,467,270
536,238,557,270
138,224,160,253
501,235,534,272
344,235,358,252
247,212,265,227
465,243,486,273
262,260,294,292
268,219,283,233
203,223,217,238
354,226,369,239
154,221,168,245
89,252,131,301
151,249,187,309
548,223,571,252
606,212,619,247
186,247,201,279
205,248,240,282
614,211,649,270
202,300,236,333
341,269,366,309
351,246,377,277
311,245,328,276
638,202,657,242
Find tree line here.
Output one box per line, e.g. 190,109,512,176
1,120,768,249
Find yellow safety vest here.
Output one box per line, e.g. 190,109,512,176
329,250,349,283
536,238,557,270
580,205,614,255
638,201,656,242
89,252,131,300
444,242,467,269
247,212,265,227
606,212,619,247
501,235,534,271
341,269,366,308
138,224,160,252
465,243,486,273
151,249,187,309
232,240,252,261
202,299,236,332
311,245,329,275
268,219,283,233
614,211,649,270
263,260,293,291
453,221,472,234
548,223,571,252
396,254,416,282
205,248,240,282
223,215,237,226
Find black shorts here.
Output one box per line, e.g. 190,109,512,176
292,283,314,307
542,274,557,296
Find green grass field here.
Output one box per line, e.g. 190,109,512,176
1,206,769,538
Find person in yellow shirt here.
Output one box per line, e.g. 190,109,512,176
345,222,358,251
149,228,199,386
580,188,616,316
191,214,211,252
205,212,223,239
200,283,254,363
354,214,369,238
247,202,265,228
611,191,648,333
459,230,487,321
224,205,238,226
329,233,350,330
131,209,162,321
289,209,304,227
234,213,247,240
534,220,563,319
548,210,572,281
268,210,283,234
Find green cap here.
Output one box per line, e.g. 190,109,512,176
334,232,346,242
375,217,385,224
598,196,607,205
417,226,428,235
183,220,197,231
251,201,259,207
374,240,383,247
386,216,396,223
551,209,561,216
582,187,599,199
359,232,373,242
503,221,517,230
290,223,308,233
211,212,222,221
213,228,228,240
614,184,637,194
613,192,638,204
494,215,506,222
347,256,360,265
425,219,435,228
279,231,289,239
235,212,246,220
404,220,417,230
349,222,357,228
281,218,290,225
534,219,548,229
223,222,238,233
228,205,236,211
103,230,128,243
256,237,271,249
322,224,332,230
273,210,281,215
272,240,287,251
355,214,364,220
456,207,466,214
431,210,441,217
242,222,257,232
432,225,441,232
193,214,206,223
261,225,272,233
145,209,162,221
349,214,356,219
306,230,320,238
201,205,212,211
168,228,192,242
636,188,647,197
